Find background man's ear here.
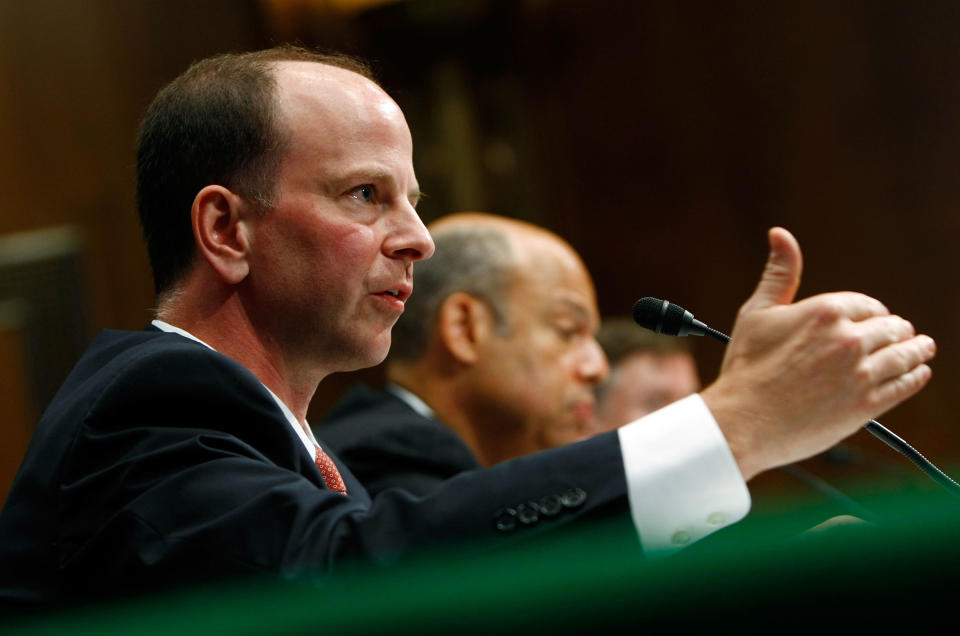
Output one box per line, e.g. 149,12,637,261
437,292,496,365
191,185,252,285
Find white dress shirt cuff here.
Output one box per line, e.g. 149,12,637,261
617,393,751,556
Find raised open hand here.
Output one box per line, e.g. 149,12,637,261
701,228,935,480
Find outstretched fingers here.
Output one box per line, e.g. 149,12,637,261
867,362,934,418
866,334,936,380
856,314,916,354
861,334,936,409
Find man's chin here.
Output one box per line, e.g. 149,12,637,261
544,421,595,449
354,337,391,371
324,333,390,374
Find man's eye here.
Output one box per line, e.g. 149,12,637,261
352,185,375,203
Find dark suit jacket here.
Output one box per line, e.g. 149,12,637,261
318,385,481,497
0,328,629,612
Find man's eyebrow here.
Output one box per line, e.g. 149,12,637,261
330,166,391,187
554,297,591,321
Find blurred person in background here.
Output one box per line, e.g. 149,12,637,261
591,318,700,432
319,212,609,496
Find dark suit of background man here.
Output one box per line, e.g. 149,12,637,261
320,211,610,497
0,44,936,613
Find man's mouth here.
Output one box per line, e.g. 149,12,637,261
570,402,595,421
373,285,412,304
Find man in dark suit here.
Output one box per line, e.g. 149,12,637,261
0,44,936,612
320,212,610,496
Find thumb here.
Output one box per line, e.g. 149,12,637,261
741,227,803,311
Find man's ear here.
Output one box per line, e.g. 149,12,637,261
191,185,252,285
436,292,496,365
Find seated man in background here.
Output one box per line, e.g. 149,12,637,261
591,318,700,432
319,212,610,496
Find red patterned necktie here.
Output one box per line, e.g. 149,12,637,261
314,445,348,495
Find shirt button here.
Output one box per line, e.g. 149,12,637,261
671,530,691,546
707,512,727,526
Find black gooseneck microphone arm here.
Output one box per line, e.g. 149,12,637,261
632,296,960,499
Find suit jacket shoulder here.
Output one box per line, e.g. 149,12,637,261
318,385,481,497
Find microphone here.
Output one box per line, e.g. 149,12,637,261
632,297,729,343
631,296,960,498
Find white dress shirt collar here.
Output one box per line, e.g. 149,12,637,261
385,383,435,420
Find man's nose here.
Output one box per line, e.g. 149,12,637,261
386,203,435,262
578,338,609,385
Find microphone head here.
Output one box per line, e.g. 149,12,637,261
632,297,689,336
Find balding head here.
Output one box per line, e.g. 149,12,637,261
273,60,410,160
390,212,591,362
137,45,377,299
387,212,608,464
428,213,587,270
